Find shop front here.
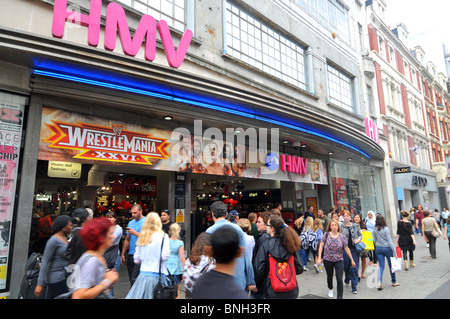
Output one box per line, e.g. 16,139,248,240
0,0,388,298
34,105,332,245
393,164,440,214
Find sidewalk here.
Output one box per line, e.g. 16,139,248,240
297,232,450,299
114,232,450,299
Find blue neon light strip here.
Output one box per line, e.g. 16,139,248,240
32,68,371,159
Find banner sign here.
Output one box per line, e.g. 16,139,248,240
0,94,26,292
39,107,328,184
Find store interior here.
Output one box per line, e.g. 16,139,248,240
30,160,301,251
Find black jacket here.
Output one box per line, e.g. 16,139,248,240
254,236,303,299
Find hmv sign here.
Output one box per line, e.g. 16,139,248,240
52,0,193,68
365,117,380,144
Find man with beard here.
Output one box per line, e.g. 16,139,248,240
190,138,205,173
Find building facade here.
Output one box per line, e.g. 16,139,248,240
0,0,390,297
365,0,450,224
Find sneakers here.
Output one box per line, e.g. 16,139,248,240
314,264,319,273
328,290,333,298
303,266,309,271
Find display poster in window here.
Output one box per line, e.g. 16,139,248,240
333,177,362,215
39,107,328,184
0,95,26,292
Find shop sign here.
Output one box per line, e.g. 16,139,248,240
111,177,157,196
412,176,427,187
48,161,82,179
39,107,328,185
265,152,308,175
44,120,169,166
393,167,411,174
365,117,380,144
52,0,193,68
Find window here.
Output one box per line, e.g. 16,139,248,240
327,64,354,112
116,0,188,32
226,1,307,90
295,0,350,44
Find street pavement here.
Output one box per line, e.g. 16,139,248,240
113,231,450,299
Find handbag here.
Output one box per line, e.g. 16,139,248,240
432,222,443,238
153,236,178,299
355,241,366,253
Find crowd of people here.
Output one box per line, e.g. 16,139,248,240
31,202,450,300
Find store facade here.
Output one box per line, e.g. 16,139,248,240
0,0,387,297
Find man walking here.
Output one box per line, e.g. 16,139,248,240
206,201,256,293
121,204,146,286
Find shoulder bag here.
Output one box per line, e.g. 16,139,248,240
432,221,443,238
153,235,178,299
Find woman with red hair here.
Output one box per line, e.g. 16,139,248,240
71,217,119,299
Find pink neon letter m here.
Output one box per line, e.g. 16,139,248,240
104,3,157,62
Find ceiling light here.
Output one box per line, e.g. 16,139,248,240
164,115,173,120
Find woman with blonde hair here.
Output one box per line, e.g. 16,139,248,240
166,223,185,298
126,212,170,299
311,218,324,272
237,218,256,260
299,216,314,270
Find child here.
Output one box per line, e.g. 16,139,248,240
183,232,215,298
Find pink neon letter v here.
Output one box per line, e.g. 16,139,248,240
158,20,193,68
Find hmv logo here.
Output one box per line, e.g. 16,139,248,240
52,0,193,68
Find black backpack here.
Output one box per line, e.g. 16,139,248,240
18,252,47,299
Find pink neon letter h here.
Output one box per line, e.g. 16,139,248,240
52,0,101,47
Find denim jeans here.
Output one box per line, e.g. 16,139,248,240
343,247,360,292
375,246,396,285
299,248,309,266
46,279,69,299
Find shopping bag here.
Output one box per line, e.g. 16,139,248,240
361,231,374,251
396,246,402,258
390,257,402,273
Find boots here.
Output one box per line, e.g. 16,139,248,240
410,260,415,268
404,260,409,271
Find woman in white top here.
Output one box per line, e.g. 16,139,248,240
126,212,170,299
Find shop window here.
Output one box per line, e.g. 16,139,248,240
330,160,384,217
225,1,307,90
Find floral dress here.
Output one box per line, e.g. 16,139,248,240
321,232,348,262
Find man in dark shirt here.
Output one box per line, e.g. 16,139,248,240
192,225,250,299
161,209,173,234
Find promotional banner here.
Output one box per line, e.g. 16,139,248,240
0,94,26,292
39,107,328,184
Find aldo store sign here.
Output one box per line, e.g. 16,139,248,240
52,0,193,68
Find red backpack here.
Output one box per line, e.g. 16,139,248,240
268,253,297,292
